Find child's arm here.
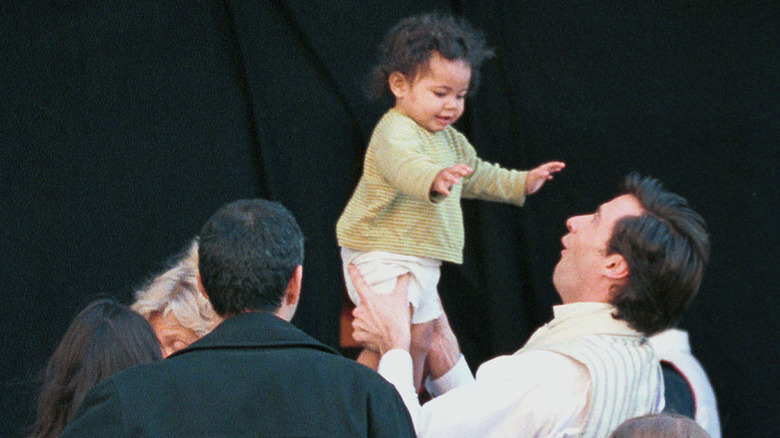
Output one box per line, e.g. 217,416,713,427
453,132,562,205
524,161,566,195
375,135,449,203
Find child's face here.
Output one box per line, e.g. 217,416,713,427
392,52,471,132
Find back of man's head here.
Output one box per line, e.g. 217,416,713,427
198,199,304,317
609,413,711,438
608,173,709,335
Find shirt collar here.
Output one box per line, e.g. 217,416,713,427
552,302,615,320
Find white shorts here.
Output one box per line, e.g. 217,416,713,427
341,248,443,324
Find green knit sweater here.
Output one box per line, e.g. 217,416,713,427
336,109,528,264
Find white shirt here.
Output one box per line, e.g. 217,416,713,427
378,303,656,437
649,329,721,438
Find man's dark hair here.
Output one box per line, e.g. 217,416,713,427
608,173,710,335
365,12,495,100
198,199,304,316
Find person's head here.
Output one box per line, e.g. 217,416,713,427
132,239,221,357
609,413,711,438
198,199,305,320
30,299,161,438
366,12,494,132
553,173,709,335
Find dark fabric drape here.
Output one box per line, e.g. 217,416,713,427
2,1,777,437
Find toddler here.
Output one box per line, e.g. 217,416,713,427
337,12,565,391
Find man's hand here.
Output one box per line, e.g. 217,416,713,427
431,164,474,196
426,306,462,380
350,265,412,355
525,161,565,195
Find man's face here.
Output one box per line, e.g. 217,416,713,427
393,52,471,132
553,194,644,303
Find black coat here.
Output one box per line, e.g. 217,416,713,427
60,312,415,437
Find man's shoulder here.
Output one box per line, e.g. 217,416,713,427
296,347,396,384
64,354,414,437
175,336,394,391
80,359,175,405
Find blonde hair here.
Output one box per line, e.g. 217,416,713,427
132,239,219,337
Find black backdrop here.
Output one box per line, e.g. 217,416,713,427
1,1,777,436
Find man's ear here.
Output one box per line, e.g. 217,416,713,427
604,254,630,281
285,265,303,306
388,72,409,99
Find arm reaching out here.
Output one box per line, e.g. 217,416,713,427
431,164,474,197
525,161,565,195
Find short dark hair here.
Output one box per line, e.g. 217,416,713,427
608,173,710,335
198,199,304,316
365,12,494,100
30,299,161,438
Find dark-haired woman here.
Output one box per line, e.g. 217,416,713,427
28,299,161,438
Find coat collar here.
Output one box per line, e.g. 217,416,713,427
170,311,339,358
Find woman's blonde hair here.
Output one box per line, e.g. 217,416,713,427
132,239,219,337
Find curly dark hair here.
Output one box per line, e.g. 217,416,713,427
365,12,495,100
608,173,710,335
198,199,305,316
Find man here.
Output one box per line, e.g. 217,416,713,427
650,328,721,437
62,199,415,437
351,173,710,437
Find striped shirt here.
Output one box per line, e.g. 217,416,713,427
336,109,527,264
377,303,664,437
525,304,664,437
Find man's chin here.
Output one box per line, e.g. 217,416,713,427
551,265,564,289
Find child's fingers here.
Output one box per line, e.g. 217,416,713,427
433,181,451,196
443,165,472,184
531,162,565,181
449,164,474,177
440,173,457,185
434,164,472,196
437,176,457,194
543,161,566,172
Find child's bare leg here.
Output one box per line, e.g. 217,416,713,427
410,319,435,394
356,348,381,370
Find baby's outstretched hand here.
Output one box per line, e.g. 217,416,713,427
525,161,565,195
431,164,473,197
